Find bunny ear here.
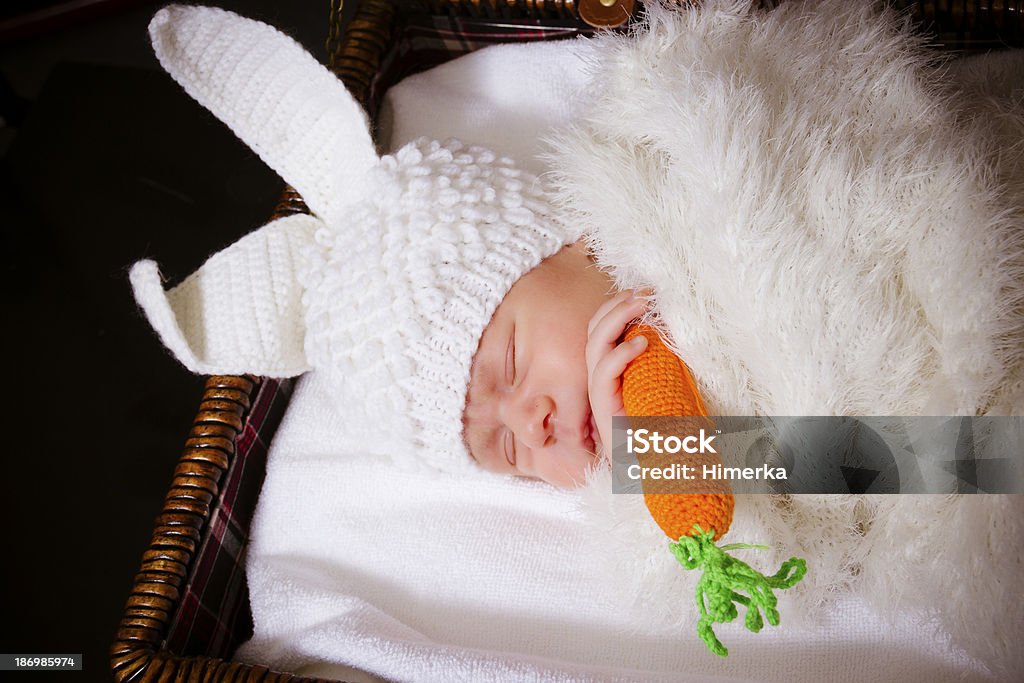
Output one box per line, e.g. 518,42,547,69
149,5,378,226
130,213,319,377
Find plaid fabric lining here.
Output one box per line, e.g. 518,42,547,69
163,377,293,658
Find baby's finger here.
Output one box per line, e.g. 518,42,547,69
589,335,649,413
586,295,649,368
587,289,635,337
586,309,645,392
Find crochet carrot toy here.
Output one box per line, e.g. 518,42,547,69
621,324,807,657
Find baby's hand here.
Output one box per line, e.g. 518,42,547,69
586,289,651,457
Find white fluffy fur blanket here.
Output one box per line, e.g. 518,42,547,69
546,1,1024,677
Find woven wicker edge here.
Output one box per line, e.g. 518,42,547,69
111,2,406,682
110,375,315,683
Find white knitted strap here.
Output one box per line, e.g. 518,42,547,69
129,213,319,377
149,5,379,227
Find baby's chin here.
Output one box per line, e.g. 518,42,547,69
533,449,602,489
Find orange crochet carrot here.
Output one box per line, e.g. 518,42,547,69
620,322,806,657
622,324,733,541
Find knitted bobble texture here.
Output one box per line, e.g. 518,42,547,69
300,138,577,474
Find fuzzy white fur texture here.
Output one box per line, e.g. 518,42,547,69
546,1,1024,677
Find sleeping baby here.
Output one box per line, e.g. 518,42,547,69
132,1,1023,675
462,242,649,487
131,4,654,490
132,1,1022,485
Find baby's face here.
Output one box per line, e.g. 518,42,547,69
463,242,616,487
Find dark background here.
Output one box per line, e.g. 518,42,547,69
0,2,351,679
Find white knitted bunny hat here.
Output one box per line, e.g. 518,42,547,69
130,5,579,475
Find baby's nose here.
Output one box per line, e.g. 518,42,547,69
504,393,554,450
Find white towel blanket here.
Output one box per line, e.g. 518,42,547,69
233,12,1019,680
377,39,596,178
233,374,993,683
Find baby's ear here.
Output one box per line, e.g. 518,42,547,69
129,213,319,377
148,5,379,227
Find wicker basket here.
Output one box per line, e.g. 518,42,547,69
110,2,1023,682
